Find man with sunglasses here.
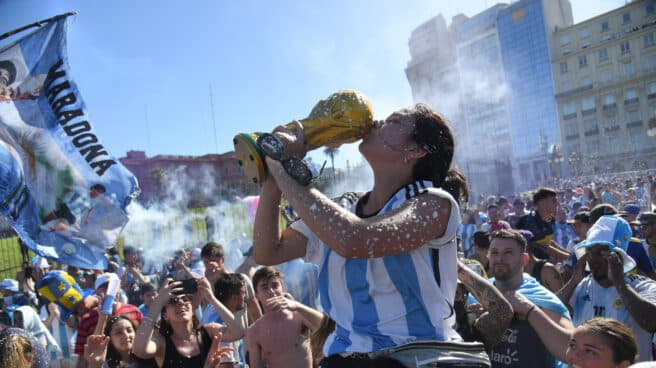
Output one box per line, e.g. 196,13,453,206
634,212,656,268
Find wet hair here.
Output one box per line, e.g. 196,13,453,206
406,104,468,204
486,204,499,211
0,60,17,85
589,203,617,224
252,266,284,292
572,211,590,224
497,196,508,207
473,230,490,249
533,187,557,203
580,317,636,364
0,334,33,368
490,229,527,252
213,273,245,305
201,241,224,259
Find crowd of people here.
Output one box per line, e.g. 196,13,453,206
1,103,655,367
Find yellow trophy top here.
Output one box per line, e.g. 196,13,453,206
298,89,375,150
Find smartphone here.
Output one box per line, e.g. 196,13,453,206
174,278,198,295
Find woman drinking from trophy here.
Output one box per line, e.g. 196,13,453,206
252,103,475,368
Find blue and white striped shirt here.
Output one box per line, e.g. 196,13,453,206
291,181,462,356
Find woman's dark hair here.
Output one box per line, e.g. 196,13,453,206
581,317,636,364
104,315,155,368
408,104,468,204
159,301,201,337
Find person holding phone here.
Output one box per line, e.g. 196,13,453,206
558,215,656,362
132,277,246,367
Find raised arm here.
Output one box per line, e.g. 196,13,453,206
503,290,573,361
607,252,656,332
198,277,246,342
265,158,452,259
457,260,513,349
133,279,180,361
557,253,588,309
252,175,309,266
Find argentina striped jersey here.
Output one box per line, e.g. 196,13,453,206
290,180,462,356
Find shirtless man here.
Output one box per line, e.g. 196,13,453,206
246,266,326,368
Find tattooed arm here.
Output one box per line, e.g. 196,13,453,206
457,260,513,350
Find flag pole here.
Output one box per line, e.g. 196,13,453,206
0,12,77,42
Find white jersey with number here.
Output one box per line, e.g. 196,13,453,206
570,274,656,362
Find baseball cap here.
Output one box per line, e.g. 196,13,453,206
619,204,640,216
575,216,636,273
36,270,94,320
631,212,656,226
30,256,50,269
94,272,119,290
0,279,19,293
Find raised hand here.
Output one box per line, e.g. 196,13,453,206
203,333,235,368
83,335,109,368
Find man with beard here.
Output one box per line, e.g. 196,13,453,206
558,215,656,362
482,229,572,368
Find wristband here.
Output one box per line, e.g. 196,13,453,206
525,305,536,320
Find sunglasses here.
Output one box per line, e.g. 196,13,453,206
167,295,192,305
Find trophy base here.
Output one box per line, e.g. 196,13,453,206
233,133,266,183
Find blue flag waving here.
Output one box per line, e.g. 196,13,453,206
0,15,140,269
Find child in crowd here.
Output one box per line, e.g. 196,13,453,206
246,266,327,368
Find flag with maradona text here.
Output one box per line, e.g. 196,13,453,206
0,15,140,269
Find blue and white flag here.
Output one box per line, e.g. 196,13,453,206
0,15,140,269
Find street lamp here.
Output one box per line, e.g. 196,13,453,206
549,144,565,181
568,151,581,177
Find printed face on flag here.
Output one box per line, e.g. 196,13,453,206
0,17,140,270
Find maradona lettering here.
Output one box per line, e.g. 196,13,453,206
44,59,116,176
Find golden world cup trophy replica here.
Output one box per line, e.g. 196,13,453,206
233,89,374,185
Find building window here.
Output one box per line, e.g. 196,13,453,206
603,94,616,108
647,55,656,71
627,110,642,124
565,123,579,140
625,88,639,104
620,41,631,54
563,102,577,119
562,81,572,92
622,12,631,24
581,77,592,88
598,48,609,62
579,55,588,68
645,33,655,48
582,96,596,116
647,3,655,15
623,61,634,77
580,27,590,39
584,119,599,136
561,34,571,46
600,70,613,83
601,20,609,32
648,82,656,98
560,62,568,74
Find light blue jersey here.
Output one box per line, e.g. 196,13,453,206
291,181,462,356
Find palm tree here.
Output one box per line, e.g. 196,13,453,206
323,146,339,180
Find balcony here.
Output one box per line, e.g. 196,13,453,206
625,97,639,105
563,113,577,120
648,93,656,100
604,125,621,134
581,108,597,117
602,103,617,110
565,133,580,141
584,127,600,136
627,120,643,128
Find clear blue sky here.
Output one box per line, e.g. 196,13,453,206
2,0,625,169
